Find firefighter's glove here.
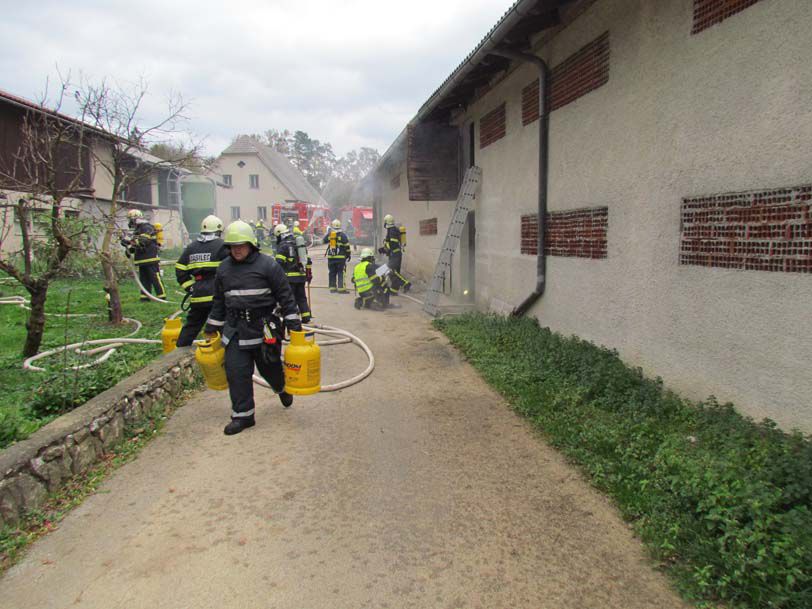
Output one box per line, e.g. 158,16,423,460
261,340,281,365
306,267,313,283
286,319,303,333
377,247,386,255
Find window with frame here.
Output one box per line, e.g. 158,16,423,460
257,206,267,220
249,174,259,189
230,206,241,220
223,174,232,186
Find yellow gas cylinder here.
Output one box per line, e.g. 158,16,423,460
195,333,228,390
399,224,407,248
283,330,321,395
161,317,182,353
154,222,164,247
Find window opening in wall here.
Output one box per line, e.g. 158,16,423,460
249,174,259,189
257,206,267,220
230,206,240,220
390,173,401,190
692,0,764,35
223,174,232,186
479,103,506,149
521,207,608,259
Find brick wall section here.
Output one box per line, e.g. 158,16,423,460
692,0,764,35
390,173,401,190
419,217,438,236
521,207,608,258
680,185,812,273
522,31,610,125
479,103,506,149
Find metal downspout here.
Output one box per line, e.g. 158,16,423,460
492,49,550,317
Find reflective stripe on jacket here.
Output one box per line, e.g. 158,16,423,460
175,237,228,308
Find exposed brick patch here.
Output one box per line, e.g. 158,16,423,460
390,173,401,190
522,32,610,125
479,103,506,149
692,0,764,35
521,207,608,258
419,217,438,236
680,185,812,273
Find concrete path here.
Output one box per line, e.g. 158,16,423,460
0,251,688,609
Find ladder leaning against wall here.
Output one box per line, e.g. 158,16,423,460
422,165,482,317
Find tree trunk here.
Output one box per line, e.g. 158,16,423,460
102,254,123,324
23,285,49,357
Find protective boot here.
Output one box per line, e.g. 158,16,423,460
279,391,293,408
224,417,255,435
354,297,363,310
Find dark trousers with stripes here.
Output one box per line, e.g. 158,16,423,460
177,306,211,347
290,280,311,321
387,255,410,292
328,258,347,291
225,340,285,420
138,262,165,298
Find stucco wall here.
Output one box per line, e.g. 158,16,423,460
213,155,294,222
381,0,812,430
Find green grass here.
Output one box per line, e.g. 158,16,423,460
435,313,812,609
0,274,183,448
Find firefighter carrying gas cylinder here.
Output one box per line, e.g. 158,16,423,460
323,219,351,293
379,214,410,293
273,223,312,323
204,220,302,436
121,209,165,300
174,215,229,347
352,248,390,310
254,218,267,245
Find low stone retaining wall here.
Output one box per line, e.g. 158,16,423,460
0,348,200,528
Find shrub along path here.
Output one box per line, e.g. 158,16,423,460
0,266,688,608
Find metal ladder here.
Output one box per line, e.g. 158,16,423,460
422,165,482,316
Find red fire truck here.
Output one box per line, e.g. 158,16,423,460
339,205,374,244
271,201,332,237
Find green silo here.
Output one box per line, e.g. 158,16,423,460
181,176,217,238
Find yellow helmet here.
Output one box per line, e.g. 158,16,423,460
273,223,288,237
222,220,258,246
383,214,394,227
201,214,224,233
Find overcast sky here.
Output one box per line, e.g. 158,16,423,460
0,0,513,158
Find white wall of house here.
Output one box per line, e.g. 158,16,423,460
213,155,295,222
380,0,812,430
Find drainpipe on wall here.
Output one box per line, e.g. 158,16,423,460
492,49,550,318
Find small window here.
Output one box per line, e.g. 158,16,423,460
222,174,232,186
230,206,240,220
257,206,267,220
249,174,259,189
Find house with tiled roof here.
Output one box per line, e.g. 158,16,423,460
211,136,326,224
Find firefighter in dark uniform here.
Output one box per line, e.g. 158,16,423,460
204,220,302,436
254,218,267,246
352,247,390,310
174,215,228,347
378,214,410,294
123,209,165,300
323,219,351,293
273,223,312,323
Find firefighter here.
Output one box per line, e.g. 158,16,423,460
254,217,267,246
174,215,228,347
273,223,312,323
379,214,410,294
204,220,302,436
323,219,351,293
122,209,165,301
352,248,390,310
292,220,303,236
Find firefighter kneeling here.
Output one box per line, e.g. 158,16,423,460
352,248,391,310
204,220,302,436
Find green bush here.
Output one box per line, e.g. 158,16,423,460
435,313,812,609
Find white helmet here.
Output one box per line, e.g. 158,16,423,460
331,219,341,229
273,223,288,237
201,214,223,234
293,220,300,228
383,214,394,227
127,209,143,220
360,247,374,260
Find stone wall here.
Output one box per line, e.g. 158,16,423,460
0,348,200,528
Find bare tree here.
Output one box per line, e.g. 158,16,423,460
0,81,95,356
74,77,199,323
